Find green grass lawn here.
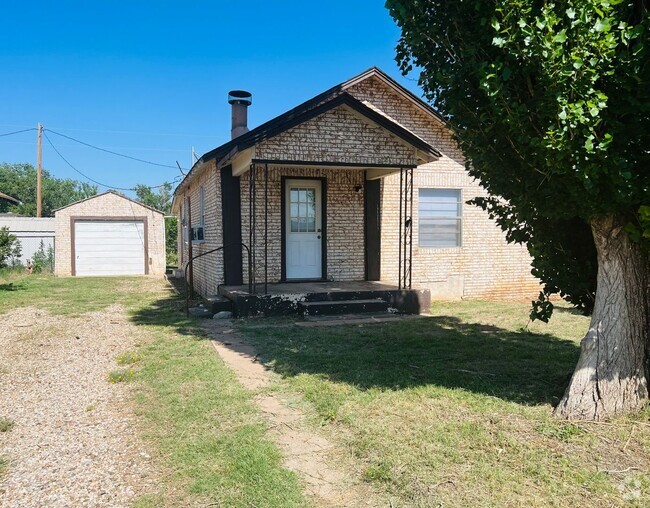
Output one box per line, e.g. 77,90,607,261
0,273,307,507
240,301,650,507
4,272,649,507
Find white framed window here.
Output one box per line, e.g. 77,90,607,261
192,187,205,242
418,188,462,247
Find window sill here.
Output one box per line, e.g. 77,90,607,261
417,245,463,250
192,240,206,245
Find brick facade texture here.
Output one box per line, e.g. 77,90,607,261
255,106,417,166
54,192,166,277
174,74,540,300
240,166,366,284
177,159,224,298
346,77,540,299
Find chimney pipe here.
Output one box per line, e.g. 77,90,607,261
228,90,252,140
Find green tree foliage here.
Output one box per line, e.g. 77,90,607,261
0,163,97,217
165,216,178,267
0,227,21,268
134,182,173,214
387,0,650,319
134,182,177,267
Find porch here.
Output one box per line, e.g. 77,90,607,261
230,162,418,290
209,280,431,318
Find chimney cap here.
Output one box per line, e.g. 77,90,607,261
228,90,252,105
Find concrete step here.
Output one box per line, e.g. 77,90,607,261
205,295,234,314
298,298,389,316
303,290,394,302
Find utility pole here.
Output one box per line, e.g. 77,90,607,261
36,123,43,217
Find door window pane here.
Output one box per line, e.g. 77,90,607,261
289,186,317,234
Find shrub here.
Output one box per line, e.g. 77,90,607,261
31,240,54,273
0,227,21,268
165,216,178,268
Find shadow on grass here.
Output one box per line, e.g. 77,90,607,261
0,282,23,291
130,289,192,328
130,284,580,407
242,316,581,407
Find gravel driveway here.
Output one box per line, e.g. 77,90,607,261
0,305,157,507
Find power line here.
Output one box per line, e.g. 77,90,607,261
0,140,192,152
43,131,179,192
37,125,222,139
45,128,187,170
0,123,222,140
0,128,38,137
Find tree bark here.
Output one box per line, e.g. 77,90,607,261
555,214,649,420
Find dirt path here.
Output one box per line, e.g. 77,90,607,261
203,320,380,507
0,305,157,508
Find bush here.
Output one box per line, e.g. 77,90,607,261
31,240,54,273
0,227,21,268
165,216,178,268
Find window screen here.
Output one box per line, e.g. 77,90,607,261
418,189,462,247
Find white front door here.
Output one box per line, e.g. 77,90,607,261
285,179,322,279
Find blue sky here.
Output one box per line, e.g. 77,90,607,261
0,1,420,195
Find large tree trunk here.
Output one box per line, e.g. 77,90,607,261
554,214,649,420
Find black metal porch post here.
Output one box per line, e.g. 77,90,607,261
398,168,403,290
264,163,268,295
407,167,413,289
249,163,257,294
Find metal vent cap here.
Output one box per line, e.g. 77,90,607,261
228,90,252,105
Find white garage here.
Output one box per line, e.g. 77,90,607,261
54,191,166,277
73,220,147,276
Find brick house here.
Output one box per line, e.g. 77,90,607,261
172,68,539,316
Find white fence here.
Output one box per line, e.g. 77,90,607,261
0,216,55,264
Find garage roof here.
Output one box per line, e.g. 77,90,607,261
53,190,165,215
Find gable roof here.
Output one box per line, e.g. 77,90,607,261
174,67,445,197
207,92,439,169
52,190,165,215
342,67,446,125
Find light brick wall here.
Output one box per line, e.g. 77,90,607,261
175,160,224,297
240,166,365,283
54,192,165,277
346,77,540,300
256,105,417,166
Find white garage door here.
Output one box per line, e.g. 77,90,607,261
74,221,146,276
